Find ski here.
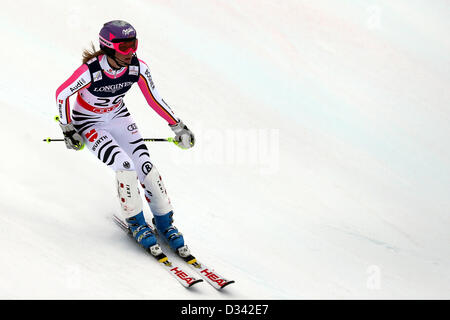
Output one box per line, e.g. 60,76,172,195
176,245,235,290
112,215,203,288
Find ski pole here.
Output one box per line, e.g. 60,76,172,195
43,137,175,143
45,115,176,145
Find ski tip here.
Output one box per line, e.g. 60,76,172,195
219,280,235,290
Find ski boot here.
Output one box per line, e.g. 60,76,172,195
126,211,158,249
153,211,185,251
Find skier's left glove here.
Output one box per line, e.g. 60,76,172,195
169,120,195,149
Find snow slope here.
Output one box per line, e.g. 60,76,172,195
0,0,449,299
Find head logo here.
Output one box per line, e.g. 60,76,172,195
122,27,135,36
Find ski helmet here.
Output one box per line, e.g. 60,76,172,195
99,20,138,58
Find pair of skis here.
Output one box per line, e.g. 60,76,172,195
112,215,235,290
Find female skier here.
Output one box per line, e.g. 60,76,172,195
55,20,194,254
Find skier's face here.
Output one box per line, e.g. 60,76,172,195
115,50,134,65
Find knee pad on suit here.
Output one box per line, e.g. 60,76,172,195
142,166,173,216
116,170,143,219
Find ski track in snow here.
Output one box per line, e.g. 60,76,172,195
0,0,449,299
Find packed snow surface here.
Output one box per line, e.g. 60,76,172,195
0,0,449,299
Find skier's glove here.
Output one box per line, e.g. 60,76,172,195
169,120,195,149
59,122,84,151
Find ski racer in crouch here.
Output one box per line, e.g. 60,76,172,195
55,20,195,255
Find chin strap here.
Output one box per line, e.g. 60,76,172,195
112,56,127,68
110,52,137,68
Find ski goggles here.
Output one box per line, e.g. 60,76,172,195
114,38,138,55
100,36,138,55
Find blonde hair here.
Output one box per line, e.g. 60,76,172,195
82,42,105,64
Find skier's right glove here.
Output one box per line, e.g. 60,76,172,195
59,122,84,151
169,120,195,149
